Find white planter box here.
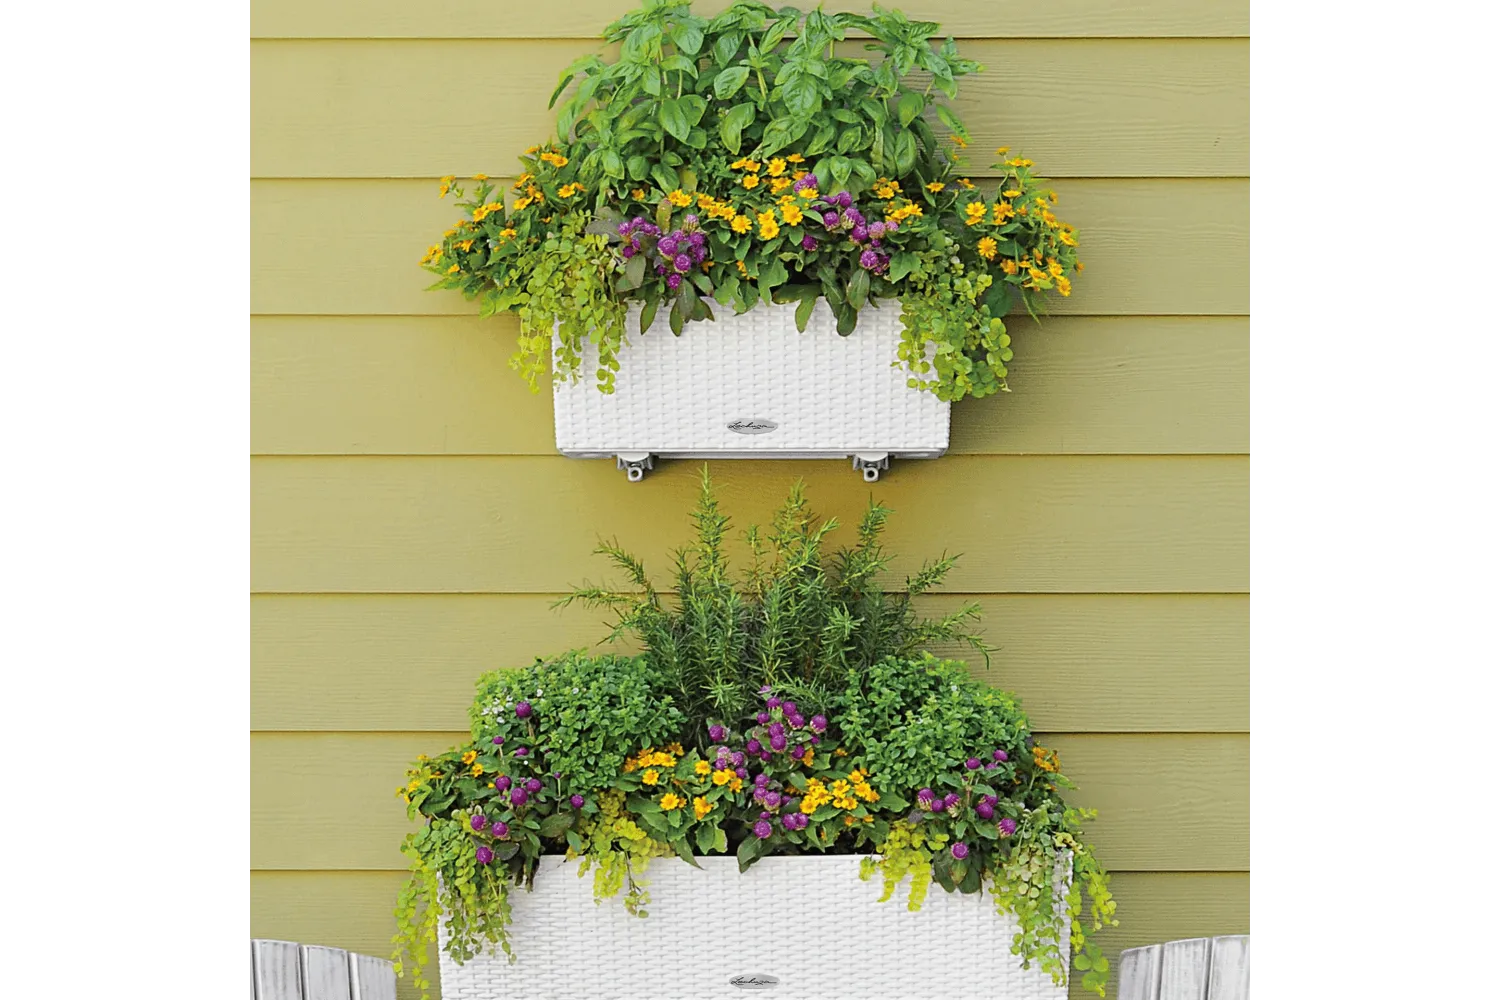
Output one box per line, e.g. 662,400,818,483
438,855,1067,1000
552,301,950,481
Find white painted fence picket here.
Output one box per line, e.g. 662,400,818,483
251,940,396,1000
1118,935,1249,1000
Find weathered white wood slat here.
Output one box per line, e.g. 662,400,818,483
1117,942,1165,1000
299,944,353,1000
251,939,302,1000
1206,935,1251,1000
348,951,398,1000
1158,936,1211,1000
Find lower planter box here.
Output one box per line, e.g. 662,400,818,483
552,301,950,481
437,855,1067,1000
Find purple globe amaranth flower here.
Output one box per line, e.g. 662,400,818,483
513,746,529,757
617,221,632,235
944,792,960,809
754,772,770,787
760,750,773,761
833,191,853,209
999,818,1018,837
510,788,529,806
808,734,821,745
735,766,748,778
850,224,869,242
753,819,773,840
795,813,810,830
620,244,637,259
801,234,818,251
470,814,488,831
767,696,783,710
688,231,706,247
691,246,708,264
756,711,770,725
822,210,840,228
993,749,1009,761
951,842,970,860
767,721,785,738
666,273,683,290
783,701,798,715
491,819,510,837
525,778,543,793
494,775,512,791
976,801,996,820
673,253,693,273
917,787,935,802
868,221,887,239
787,713,806,729
793,174,817,192
929,798,946,813
769,733,788,752
986,762,998,771
492,735,505,745
658,237,678,256
809,715,827,733
684,214,700,227
759,684,773,694
570,794,585,808
782,814,799,831
859,249,881,270
655,263,668,275
730,751,745,766
965,757,982,770
747,738,763,754
884,219,899,232
708,724,727,742
515,701,533,719
475,844,495,865
763,791,782,809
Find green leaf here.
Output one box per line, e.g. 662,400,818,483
537,811,574,838
640,294,660,335
736,834,767,872
626,154,649,180
694,822,717,854
836,304,857,335
896,90,925,127
650,163,679,195
714,66,751,100
670,836,703,868
803,122,838,157
622,253,647,289
794,290,816,331
601,149,624,178
679,94,708,126
836,127,864,154
888,251,920,283
829,155,852,189
720,101,756,155
660,98,691,142
847,267,870,310
893,131,918,175
934,102,967,141
670,23,704,56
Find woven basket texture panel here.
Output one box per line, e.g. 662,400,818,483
552,302,951,456
438,856,1067,1000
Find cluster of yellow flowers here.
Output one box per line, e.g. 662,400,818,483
537,150,569,168
755,209,780,240
800,777,832,813
872,177,901,199
693,795,714,820
659,792,685,811
1032,744,1061,773
472,201,505,222
624,745,682,772
710,768,745,792
557,183,583,198
884,199,924,224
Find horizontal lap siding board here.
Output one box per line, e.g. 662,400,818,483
250,39,1248,178
251,0,1251,40
251,316,1250,456
251,593,1249,733
251,870,1249,1000
250,455,1249,594
251,732,1248,872
249,2,1249,995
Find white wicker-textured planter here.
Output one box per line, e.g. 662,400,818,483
552,301,950,481
438,855,1067,1000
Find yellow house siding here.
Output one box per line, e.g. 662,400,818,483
250,3,1249,997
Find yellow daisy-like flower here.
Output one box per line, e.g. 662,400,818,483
780,203,804,226
438,175,454,197
785,153,805,163
955,177,975,190
457,239,474,252
977,236,998,260
736,260,748,275
993,202,1014,224
952,134,968,148
694,760,712,776
1001,259,1019,275
798,185,817,199
693,796,714,820
642,769,660,785
834,747,848,757
510,195,532,212
497,227,517,241
1005,157,1034,168
1075,260,1085,271
473,173,488,181
729,776,743,792
696,193,717,209
770,176,792,193
631,188,646,199
667,189,692,207
872,181,898,199
730,214,752,234
659,792,684,810
756,210,780,239
742,174,760,189
1018,205,1029,216
1059,228,1078,247
471,762,485,777
557,183,583,198
996,146,1010,156
712,768,732,786
743,160,761,173
461,750,477,765
512,173,534,190
800,748,814,766
1056,276,1072,296
963,201,987,226
525,145,540,154
767,157,787,176
539,152,569,168
1048,258,1064,278
446,264,460,273
926,182,945,193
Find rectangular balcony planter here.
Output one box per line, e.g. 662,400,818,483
552,301,950,481
438,855,1068,1000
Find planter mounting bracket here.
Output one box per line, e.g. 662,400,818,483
615,452,655,482
852,453,890,482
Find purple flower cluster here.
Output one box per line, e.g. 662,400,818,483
999,817,1018,837
617,215,709,292
742,689,821,763
916,787,961,814
813,191,892,274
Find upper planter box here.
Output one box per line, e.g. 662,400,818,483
554,302,949,481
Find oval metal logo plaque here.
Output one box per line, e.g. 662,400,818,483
727,418,778,435
729,974,780,990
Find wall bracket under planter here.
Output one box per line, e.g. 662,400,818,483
554,301,950,481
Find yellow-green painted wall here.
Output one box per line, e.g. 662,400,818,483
250,4,1249,996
